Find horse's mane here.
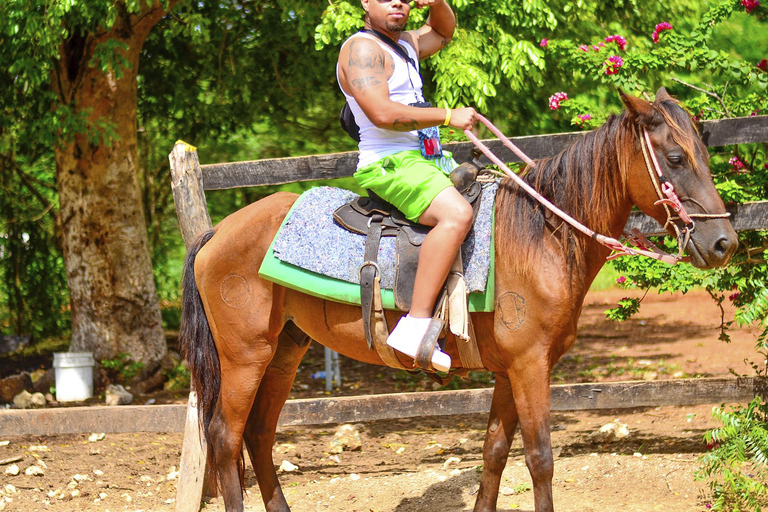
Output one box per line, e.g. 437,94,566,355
495,99,698,276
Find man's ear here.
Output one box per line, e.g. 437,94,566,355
654,86,675,104
361,0,369,12
619,88,655,119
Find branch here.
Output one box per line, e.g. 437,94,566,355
669,77,731,117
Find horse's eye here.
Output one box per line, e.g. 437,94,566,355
667,154,684,165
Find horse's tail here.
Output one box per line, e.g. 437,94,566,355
178,230,220,484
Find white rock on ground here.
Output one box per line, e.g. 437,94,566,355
329,424,362,454
590,419,630,442
278,460,299,473
105,385,133,406
24,466,44,477
4,466,19,476
12,390,46,409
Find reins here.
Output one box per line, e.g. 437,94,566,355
464,114,729,265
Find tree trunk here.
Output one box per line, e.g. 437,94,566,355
52,5,172,366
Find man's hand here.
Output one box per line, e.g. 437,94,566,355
448,107,478,131
412,0,445,8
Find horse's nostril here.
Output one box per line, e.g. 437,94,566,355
714,235,736,256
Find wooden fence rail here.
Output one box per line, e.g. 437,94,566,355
199,116,768,190
0,377,765,437
163,114,768,512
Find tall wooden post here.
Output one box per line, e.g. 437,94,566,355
169,141,212,512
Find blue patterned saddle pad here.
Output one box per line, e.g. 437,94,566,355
268,182,497,296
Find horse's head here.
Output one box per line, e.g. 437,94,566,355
621,87,738,269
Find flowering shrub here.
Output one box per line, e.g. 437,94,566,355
579,44,589,52
540,38,548,47
548,91,568,110
652,22,673,43
729,157,746,170
759,59,767,71
605,34,627,51
741,0,761,13
604,55,624,75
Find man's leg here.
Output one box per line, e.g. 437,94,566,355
412,186,473,316
386,186,473,370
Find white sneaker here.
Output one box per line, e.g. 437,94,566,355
386,315,451,372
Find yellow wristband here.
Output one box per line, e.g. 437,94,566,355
443,108,451,126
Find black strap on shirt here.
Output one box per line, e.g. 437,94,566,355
361,29,418,71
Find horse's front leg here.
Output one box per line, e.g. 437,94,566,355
506,354,555,512
473,373,519,512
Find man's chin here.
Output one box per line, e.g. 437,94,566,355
385,21,405,33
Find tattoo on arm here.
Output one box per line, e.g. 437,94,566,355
349,41,385,69
350,76,383,92
392,118,419,131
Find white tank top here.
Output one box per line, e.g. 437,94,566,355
337,33,424,168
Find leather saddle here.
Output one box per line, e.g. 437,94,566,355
332,156,486,372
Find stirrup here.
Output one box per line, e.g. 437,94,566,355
387,318,450,372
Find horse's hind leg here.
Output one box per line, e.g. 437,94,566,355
473,373,519,512
242,322,311,512
208,333,279,512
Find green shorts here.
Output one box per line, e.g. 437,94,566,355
353,150,458,222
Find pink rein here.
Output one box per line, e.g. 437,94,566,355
464,114,682,265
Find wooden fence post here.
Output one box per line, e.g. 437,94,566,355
169,141,213,512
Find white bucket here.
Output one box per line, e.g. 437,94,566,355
53,352,95,402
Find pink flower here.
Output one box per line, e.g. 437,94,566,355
652,22,673,44
579,44,590,52
605,55,624,75
549,92,569,110
729,157,745,169
540,38,548,47
592,45,601,52
741,0,761,13
751,109,762,116
578,114,592,121
729,291,740,301
758,59,767,71
616,276,627,284
605,34,627,51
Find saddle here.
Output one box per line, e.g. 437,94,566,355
333,157,486,372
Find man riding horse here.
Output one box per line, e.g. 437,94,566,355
337,0,478,371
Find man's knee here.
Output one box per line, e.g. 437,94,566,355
447,198,473,235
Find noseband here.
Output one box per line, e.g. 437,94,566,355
465,115,729,265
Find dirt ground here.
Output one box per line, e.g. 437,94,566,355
1,289,764,512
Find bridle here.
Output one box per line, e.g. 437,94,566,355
464,114,730,265
634,127,730,261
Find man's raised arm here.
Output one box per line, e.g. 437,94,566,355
409,0,456,59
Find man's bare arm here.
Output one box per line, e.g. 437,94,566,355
408,0,455,60
339,37,473,131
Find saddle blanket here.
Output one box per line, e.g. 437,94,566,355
258,181,498,312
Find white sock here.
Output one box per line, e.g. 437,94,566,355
387,315,451,371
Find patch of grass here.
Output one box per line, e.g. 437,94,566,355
589,264,622,291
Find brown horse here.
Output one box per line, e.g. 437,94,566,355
179,88,737,512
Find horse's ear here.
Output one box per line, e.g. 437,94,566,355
654,87,675,104
619,88,654,119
